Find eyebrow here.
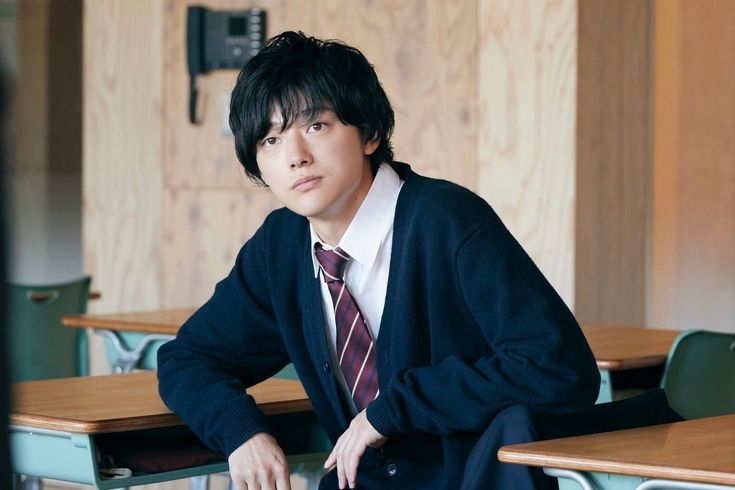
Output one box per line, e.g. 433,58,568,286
268,108,334,128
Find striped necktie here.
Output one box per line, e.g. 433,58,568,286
314,243,379,412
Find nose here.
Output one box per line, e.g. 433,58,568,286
287,133,312,169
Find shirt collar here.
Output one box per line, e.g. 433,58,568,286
310,163,403,277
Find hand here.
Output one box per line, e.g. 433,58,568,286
228,432,291,490
324,410,387,489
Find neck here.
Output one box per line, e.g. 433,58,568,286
311,221,346,247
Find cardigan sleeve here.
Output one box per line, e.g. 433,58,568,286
366,218,600,437
157,222,290,456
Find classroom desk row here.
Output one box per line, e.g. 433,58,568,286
13,311,733,489
10,372,313,489
11,372,735,490
62,308,682,402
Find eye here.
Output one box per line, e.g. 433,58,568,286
308,122,326,132
261,136,279,147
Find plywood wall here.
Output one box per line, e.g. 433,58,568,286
650,0,735,332
574,0,652,326
477,0,577,305
83,0,165,373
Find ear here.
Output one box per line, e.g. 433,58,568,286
363,137,380,156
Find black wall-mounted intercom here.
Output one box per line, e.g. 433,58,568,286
187,6,266,124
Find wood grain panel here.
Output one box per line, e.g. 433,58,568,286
575,0,652,325
651,0,735,333
163,186,280,307
162,0,246,190
83,0,165,374
477,0,577,307
650,0,681,330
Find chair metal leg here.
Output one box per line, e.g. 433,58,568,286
19,476,42,490
544,468,597,490
189,475,209,490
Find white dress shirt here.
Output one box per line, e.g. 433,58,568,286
310,163,403,413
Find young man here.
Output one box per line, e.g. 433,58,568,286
158,31,600,489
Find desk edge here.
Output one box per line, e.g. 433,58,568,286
497,449,735,486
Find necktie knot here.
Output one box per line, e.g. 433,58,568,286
314,243,350,283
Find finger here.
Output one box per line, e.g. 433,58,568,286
347,462,357,489
337,449,348,489
232,476,247,490
256,472,274,490
275,470,292,490
345,444,361,488
324,447,337,469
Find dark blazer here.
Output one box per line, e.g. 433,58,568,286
157,162,600,489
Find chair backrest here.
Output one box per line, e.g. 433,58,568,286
660,329,735,419
6,276,91,381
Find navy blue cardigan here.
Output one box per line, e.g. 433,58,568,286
158,162,599,488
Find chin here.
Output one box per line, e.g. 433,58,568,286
288,203,326,219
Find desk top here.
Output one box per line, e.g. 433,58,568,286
498,414,735,486
10,371,311,434
62,308,195,335
581,325,680,370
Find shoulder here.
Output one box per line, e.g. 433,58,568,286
239,206,309,259
392,162,503,239
261,206,308,231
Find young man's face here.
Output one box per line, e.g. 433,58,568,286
256,108,378,232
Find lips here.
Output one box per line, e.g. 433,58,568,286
292,175,322,191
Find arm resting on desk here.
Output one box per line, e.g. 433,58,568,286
158,225,290,456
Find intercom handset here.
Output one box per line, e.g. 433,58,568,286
187,6,266,124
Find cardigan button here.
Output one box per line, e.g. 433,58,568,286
386,463,398,477
322,361,331,373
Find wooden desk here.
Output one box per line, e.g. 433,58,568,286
581,325,680,404
10,372,311,489
499,414,735,489
62,309,195,372
62,308,194,335
582,325,680,371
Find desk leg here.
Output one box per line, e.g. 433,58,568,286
97,330,173,373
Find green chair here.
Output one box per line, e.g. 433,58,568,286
6,276,91,381
660,329,735,419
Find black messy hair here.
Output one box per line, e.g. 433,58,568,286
229,31,395,185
